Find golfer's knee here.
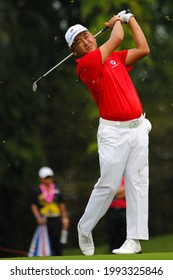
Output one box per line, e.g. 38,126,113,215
96,185,116,195
109,185,117,195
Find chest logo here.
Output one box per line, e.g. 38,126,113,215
110,60,120,68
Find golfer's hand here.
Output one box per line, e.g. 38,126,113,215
117,10,127,17
118,10,134,23
105,15,121,29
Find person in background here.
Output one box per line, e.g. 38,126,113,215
106,178,126,252
31,167,69,256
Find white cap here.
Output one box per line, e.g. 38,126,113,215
65,24,88,47
38,167,54,178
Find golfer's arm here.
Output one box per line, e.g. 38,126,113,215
125,17,150,65
100,20,124,63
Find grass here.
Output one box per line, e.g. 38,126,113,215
2,234,173,260
4,253,173,260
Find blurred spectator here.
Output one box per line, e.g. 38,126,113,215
30,167,69,256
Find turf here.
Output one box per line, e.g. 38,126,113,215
2,234,173,260
4,252,173,260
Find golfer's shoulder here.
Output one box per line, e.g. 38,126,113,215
77,49,101,72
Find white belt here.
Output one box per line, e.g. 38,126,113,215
100,114,145,128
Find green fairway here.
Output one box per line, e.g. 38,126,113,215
5,252,173,260
2,234,173,260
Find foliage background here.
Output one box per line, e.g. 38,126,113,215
0,0,173,256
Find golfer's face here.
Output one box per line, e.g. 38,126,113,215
72,31,97,56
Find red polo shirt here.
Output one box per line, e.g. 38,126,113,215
76,48,142,121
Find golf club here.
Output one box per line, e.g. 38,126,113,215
32,26,108,92
32,9,130,92
32,52,73,92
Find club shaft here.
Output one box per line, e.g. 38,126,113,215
42,52,73,79
42,27,108,79
34,26,109,83
33,9,131,91
94,26,108,37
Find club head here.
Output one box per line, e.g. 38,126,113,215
32,82,37,92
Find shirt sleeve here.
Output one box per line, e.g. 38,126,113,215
30,187,39,205
116,50,133,72
54,185,64,203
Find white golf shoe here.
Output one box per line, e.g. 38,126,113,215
77,224,95,256
112,239,142,254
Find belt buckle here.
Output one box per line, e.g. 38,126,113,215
129,120,140,128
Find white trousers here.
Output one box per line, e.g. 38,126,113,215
79,117,152,240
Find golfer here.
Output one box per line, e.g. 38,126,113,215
65,10,152,255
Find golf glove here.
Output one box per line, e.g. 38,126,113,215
118,10,134,23
117,10,127,17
